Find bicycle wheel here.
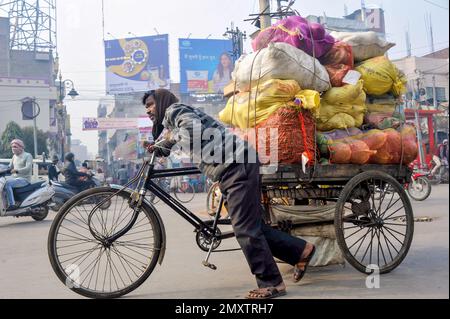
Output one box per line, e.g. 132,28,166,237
48,187,162,299
173,179,195,203
335,171,414,274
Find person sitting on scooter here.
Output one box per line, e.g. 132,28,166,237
48,155,61,182
63,153,94,192
79,162,91,182
431,139,449,178
5,139,33,210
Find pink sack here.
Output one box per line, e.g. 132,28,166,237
252,16,335,59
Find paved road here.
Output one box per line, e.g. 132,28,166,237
0,185,448,299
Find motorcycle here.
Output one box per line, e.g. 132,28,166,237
406,169,432,201
429,159,449,185
49,175,110,212
375,162,432,202
0,165,54,221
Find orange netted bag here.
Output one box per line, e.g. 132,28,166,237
370,128,402,164
329,142,352,164
347,140,376,165
400,125,419,165
319,41,354,87
360,129,388,150
256,108,316,165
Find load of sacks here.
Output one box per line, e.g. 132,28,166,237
316,126,418,165
219,15,416,166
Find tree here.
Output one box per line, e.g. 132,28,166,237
0,122,24,158
21,127,49,158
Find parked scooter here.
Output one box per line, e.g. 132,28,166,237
50,175,110,212
0,165,54,221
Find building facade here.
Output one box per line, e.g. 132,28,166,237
0,17,58,151
392,51,449,108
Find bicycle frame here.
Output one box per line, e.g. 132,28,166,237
101,153,234,247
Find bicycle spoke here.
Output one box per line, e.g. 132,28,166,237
344,227,366,240
383,226,405,246
383,225,406,238
348,228,371,252
380,228,400,255
361,228,375,265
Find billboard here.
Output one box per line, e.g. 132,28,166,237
105,35,170,95
82,117,152,131
179,39,233,94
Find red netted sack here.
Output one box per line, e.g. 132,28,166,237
329,142,352,164
400,125,419,165
319,42,354,87
370,129,402,164
361,129,388,150
347,140,376,165
256,108,316,164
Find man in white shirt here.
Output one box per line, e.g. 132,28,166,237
5,139,33,210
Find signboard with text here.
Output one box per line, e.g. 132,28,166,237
179,39,233,94
105,35,170,95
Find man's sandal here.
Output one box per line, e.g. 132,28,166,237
293,245,316,283
246,287,287,300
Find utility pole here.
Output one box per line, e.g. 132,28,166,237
415,76,426,167
405,29,412,57
32,99,38,158
259,0,271,29
223,23,247,62
432,75,438,109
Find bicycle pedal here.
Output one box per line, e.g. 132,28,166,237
202,261,217,270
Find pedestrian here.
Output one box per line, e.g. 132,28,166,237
117,165,129,186
143,89,316,299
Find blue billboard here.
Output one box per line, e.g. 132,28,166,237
105,35,170,95
179,39,233,94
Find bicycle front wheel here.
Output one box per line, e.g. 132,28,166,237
48,187,162,299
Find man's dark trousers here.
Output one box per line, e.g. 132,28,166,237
219,162,307,288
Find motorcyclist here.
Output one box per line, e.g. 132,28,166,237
431,139,449,177
5,139,33,210
48,155,61,182
63,153,94,192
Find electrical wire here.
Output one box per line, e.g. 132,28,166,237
424,0,449,10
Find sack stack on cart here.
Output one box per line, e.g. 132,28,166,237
218,15,418,267
221,15,417,168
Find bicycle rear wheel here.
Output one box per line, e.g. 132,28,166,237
48,187,162,299
173,180,195,203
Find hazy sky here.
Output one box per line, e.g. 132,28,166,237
55,0,449,157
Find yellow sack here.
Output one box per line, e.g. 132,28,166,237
313,81,367,131
367,103,396,113
322,80,366,105
355,56,407,97
219,79,320,129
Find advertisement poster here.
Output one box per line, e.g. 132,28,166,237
113,135,138,161
179,39,233,94
105,35,170,95
82,117,153,132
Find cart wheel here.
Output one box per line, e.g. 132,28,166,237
335,171,414,275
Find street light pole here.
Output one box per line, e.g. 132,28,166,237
57,72,79,161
